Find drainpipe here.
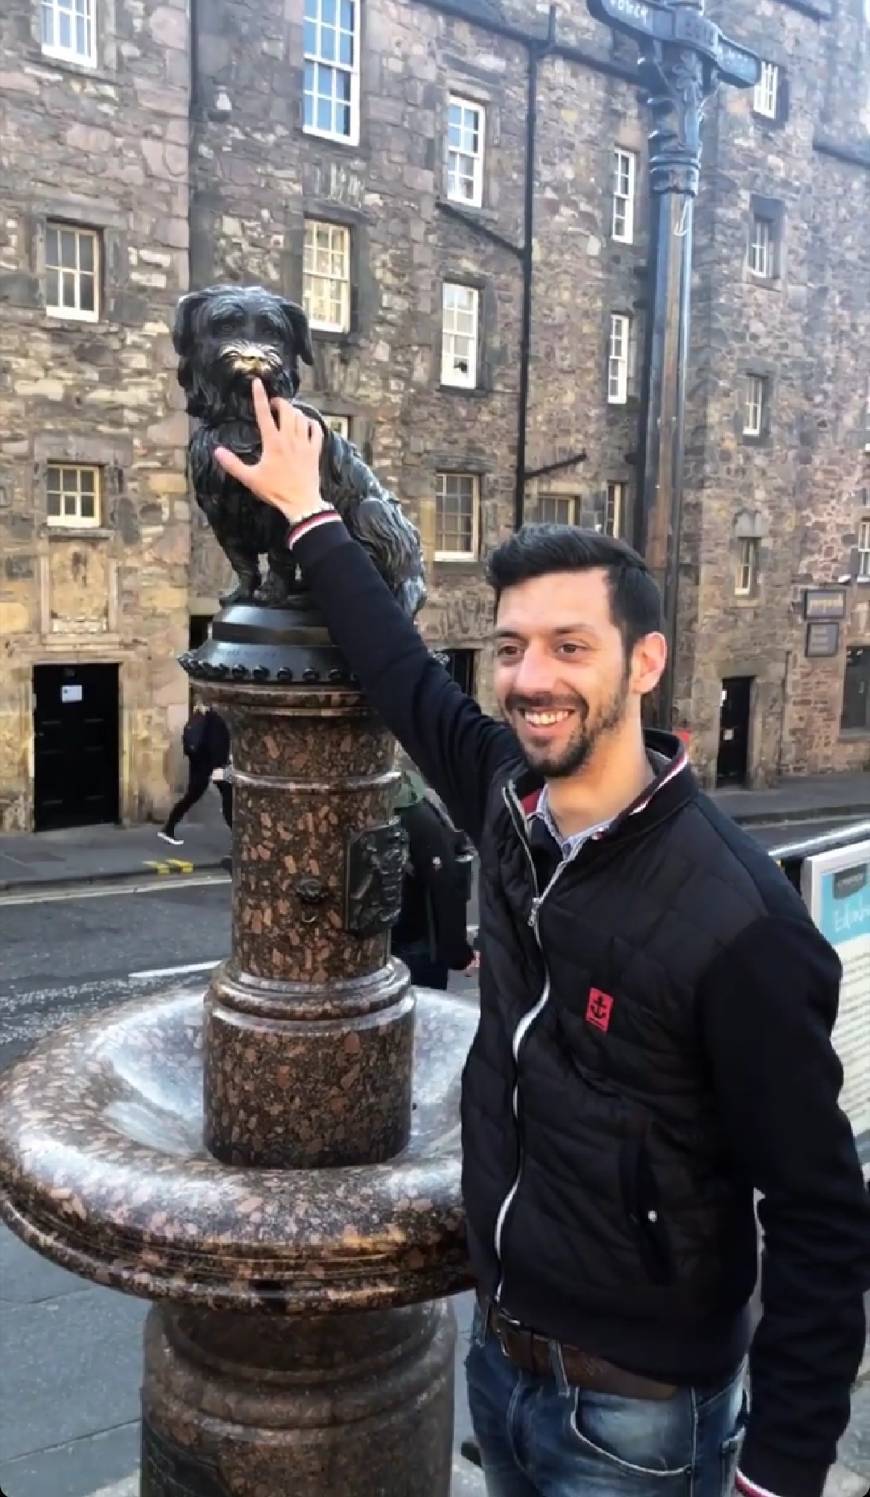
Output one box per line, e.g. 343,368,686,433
514,8,556,532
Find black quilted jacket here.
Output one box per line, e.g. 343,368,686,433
294,519,870,1497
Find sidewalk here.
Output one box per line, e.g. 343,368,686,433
712,770,870,826
0,794,231,893
2,770,870,896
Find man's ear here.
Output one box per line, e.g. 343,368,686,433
278,297,314,366
631,631,668,697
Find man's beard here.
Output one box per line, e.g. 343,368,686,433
506,671,630,778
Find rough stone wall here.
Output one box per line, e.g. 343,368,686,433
676,0,870,785
0,0,191,829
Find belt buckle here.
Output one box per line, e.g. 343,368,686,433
493,1307,522,1360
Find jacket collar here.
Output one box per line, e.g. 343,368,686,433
509,730,695,845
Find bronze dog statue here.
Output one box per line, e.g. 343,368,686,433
173,285,426,616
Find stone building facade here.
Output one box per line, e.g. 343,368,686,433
0,0,868,830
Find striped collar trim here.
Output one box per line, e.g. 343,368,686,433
287,510,342,549
518,744,688,833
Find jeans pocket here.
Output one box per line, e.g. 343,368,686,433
719,1429,744,1495
568,1389,694,1485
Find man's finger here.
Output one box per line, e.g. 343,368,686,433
251,378,277,446
271,396,296,432
215,445,260,491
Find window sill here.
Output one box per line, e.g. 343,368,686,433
302,125,361,150
438,383,488,398
311,328,359,346
26,47,115,84
46,309,100,325
839,728,870,741
744,273,782,293
45,526,112,539
434,555,479,566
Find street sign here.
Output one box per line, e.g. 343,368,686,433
587,0,760,88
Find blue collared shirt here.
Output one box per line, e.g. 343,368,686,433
530,783,613,860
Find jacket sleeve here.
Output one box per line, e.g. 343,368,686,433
291,518,518,844
697,915,870,1497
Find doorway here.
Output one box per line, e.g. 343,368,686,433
443,649,477,697
716,677,752,786
33,664,120,831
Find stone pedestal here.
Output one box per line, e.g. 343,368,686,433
0,594,475,1497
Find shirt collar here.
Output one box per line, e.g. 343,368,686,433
529,783,613,857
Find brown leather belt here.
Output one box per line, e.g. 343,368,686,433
484,1301,677,1401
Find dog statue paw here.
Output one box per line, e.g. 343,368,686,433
173,285,426,618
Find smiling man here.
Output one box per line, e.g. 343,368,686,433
216,386,869,1497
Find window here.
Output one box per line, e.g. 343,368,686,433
539,495,577,526
303,221,351,333
46,464,101,528
605,481,625,538
303,0,359,144
607,313,631,404
748,214,774,279
45,223,99,321
441,283,479,389
435,472,479,560
612,149,637,244
41,0,96,66
743,375,766,436
858,519,870,579
446,96,485,208
753,62,779,120
325,415,350,439
735,538,759,596
842,646,870,731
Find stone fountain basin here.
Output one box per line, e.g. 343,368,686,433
0,985,477,1314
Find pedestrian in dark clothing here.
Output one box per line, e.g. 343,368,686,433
216,380,870,1497
392,767,477,989
159,705,233,846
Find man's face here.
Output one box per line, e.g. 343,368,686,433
493,569,646,778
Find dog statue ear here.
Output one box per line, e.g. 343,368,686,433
172,289,209,361
278,298,315,366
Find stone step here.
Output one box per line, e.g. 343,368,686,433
85,1455,487,1496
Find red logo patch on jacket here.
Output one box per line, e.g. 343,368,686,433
586,988,615,1033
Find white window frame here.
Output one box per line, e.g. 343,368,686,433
858,519,870,579
46,463,101,529
441,282,479,389
303,220,351,334
605,481,625,538
607,313,631,404
45,223,100,322
303,0,360,145
743,375,766,436
435,472,480,561
538,495,578,526
753,61,779,120
735,537,759,596
325,415,351,439
41,0,97,67
446,95,486,209
612,148,637,244
748,214,774,279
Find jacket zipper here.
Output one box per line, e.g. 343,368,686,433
492,784,583,1302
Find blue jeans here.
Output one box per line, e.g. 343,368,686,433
465,1312,746,1496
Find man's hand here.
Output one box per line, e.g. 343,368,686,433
214,377,324,524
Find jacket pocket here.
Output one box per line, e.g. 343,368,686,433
619,1129,675,1285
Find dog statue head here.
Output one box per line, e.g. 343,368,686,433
173,284,314,422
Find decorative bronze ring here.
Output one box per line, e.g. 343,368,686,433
295,875,328,924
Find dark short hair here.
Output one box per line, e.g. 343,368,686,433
486,524,663,653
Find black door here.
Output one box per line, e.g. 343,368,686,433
33,664,120,831
716,677,752,787
443,648,476,697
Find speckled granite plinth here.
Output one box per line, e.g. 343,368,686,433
197,641,414,1169
142,1300,456,1496
0,596,476,1497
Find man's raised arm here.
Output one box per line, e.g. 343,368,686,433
215,381,516,841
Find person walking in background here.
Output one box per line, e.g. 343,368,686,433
392,762,478,989
159,703,233,846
